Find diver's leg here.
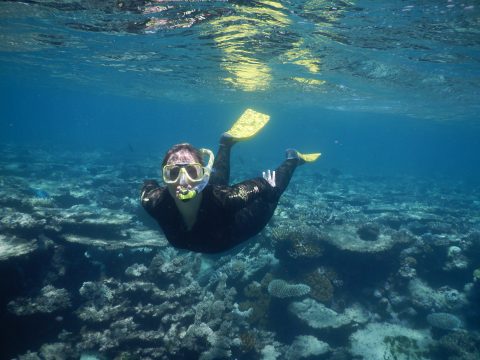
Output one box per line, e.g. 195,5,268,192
273,158,300,196
228,158,300,249
210,109,270,186
274,148,320,195
209,135,235,186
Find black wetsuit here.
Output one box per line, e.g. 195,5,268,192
141,141,299,253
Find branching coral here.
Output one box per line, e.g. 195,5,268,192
240,274,273,326
8,285,71,316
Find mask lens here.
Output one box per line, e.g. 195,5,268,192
168,166,181,181
163,165,181,182
185,164,203,180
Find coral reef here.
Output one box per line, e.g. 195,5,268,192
289,298,368,331
285,335,330,359
349,322,433,360
434,331,480,360
408,278,467,312
260,345,281,360
1,145,480,359
0,234,38,261
303,268,335,303
322,223,407,254
239,274,273,327
8,285,71,316
270,224,324,265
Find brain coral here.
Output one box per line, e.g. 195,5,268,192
426,312,462,330
267,279,310,299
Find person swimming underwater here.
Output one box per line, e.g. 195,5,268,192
140,109,321,253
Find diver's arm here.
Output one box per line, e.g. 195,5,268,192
213,177,277,211
141,180,168,211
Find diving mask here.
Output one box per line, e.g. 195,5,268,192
162,148,214,201
163,163,204,183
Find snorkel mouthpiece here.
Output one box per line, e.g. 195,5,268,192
177,187,197,201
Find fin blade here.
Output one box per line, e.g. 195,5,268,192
298,152,321,162
226,108,270,140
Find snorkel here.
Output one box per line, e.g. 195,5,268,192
174,148,214,202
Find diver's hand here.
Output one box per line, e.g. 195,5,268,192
262,170,276,187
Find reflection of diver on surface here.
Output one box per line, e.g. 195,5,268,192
18,0,336,90
141,109,321,253
9,0,226,33
65,0,220,33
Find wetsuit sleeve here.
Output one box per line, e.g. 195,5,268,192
213,177,277,212
141,180,168,212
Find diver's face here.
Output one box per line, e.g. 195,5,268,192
165,150,201,198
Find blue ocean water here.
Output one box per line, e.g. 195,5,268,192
2,78,480,180
1,1,480,359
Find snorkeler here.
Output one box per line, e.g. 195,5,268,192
141,109,320,253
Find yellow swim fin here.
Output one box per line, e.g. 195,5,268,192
298,151,321,162
225,108,270,141
286,149,321,163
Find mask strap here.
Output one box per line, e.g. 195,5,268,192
192,148,214,193
199,148,214,174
